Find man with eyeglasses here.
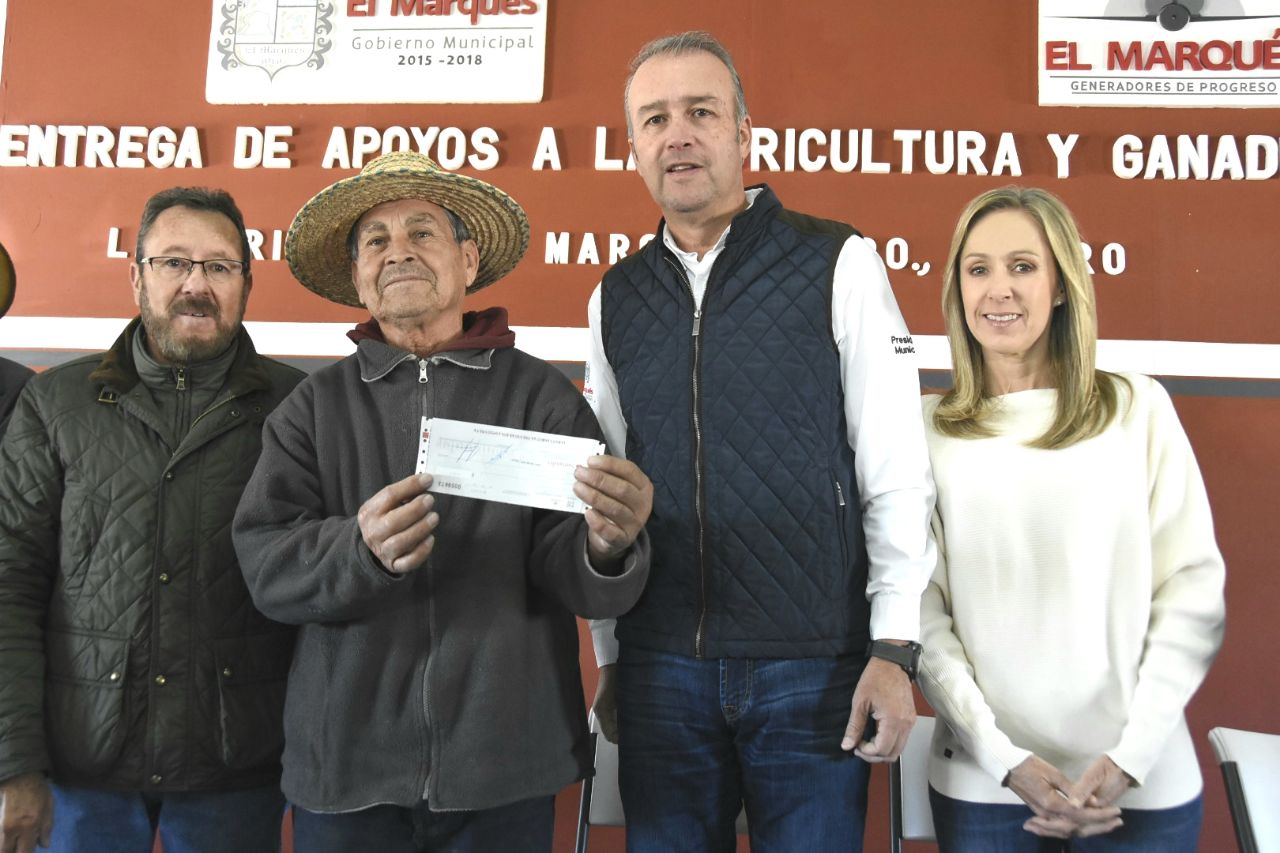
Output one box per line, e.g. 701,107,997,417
0,187,303,853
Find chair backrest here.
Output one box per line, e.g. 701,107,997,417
890,714,937,853
587,720,625,827
1209,726,1280,853
574,713,748,852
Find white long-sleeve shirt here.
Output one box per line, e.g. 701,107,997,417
918,375,1225,809
586,190,937,665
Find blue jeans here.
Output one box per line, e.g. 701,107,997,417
929,787,1203,853
291,795,554,853
616,647,871,852
49,783,285,853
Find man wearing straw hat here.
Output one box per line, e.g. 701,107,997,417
0,242,34,436
233,150,653,852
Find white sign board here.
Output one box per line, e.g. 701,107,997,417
1039,0,1280,107
0,0,8,87
206,0,547,104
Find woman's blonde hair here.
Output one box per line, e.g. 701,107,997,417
933,186,1127,449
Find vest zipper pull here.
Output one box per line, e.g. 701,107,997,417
835,480,846,506
692,309,702,337
419,360,429,384
175,368,186,391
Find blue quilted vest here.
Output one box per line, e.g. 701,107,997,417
602,186,870,659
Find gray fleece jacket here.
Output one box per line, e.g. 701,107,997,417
232,312,649,813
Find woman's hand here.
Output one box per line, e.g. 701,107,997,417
1006,755,1123,839
1069,755,1135,808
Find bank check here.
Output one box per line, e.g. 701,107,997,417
416,417,605,513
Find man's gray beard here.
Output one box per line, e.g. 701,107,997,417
139,282,244,364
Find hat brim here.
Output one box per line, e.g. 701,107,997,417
285,165,530,308
0,242,14,319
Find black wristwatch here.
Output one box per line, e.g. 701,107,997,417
867,640,922,681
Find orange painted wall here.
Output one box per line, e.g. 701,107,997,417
3,2,1277,851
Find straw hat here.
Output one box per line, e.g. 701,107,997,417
285,151,530,307
0,241,14,318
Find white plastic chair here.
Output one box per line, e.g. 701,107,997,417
889,714,937,852
1209,726,1280,853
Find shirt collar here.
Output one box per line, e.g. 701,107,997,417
661,187,764,262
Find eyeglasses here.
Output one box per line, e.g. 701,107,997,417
139,256,246,284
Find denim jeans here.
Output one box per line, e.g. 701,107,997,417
291,794,554,853
616,646,871,853
929,786,1203,853
48,783,285,853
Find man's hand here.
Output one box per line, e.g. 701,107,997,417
0,773,52,853
357,473,439,575
1007,755,1123,839
841,655,915,762
592,663,619,744
573,456,653,571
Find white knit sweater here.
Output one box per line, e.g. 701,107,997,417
919,374,1225,809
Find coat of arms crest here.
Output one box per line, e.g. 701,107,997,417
216,0,334,80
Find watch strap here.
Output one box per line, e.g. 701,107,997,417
866,640,922,681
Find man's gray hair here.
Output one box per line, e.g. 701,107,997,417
136,187,251,273
347,204,472,261
623,30,748,137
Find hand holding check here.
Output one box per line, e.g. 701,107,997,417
573,455,653,572
358,473,439,576
362,420,652,576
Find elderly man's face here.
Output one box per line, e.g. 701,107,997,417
129,206,251,364
350,198,478,326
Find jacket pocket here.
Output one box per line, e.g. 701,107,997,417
832,474,850,568
58,494,111,595
44,628,129,777
212,630,294,770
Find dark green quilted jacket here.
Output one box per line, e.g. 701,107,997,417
0,318,303,792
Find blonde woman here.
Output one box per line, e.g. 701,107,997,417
919,187,1225,852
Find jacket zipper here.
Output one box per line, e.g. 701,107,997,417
834,478,850,567
145,374,241,784
665,256,710,659
421,567,435,800
145,459,170,783
419,356,436,801
186,389,246,436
